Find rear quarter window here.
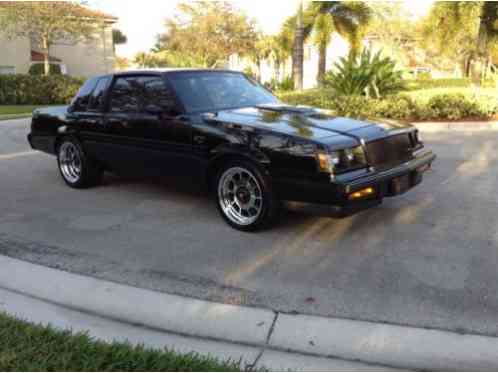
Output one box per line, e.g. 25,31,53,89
87,77,111,111
70,78,98,112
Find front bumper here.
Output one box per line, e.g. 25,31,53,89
285,150,436,218
336,150,436,194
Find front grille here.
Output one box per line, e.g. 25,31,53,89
365,134,412,169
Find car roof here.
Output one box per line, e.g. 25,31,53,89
111,68,242,77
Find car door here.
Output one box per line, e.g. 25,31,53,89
67,77,101,132
103,74,196,177
70,76,111,154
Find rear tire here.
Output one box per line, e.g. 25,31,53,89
57,137,102,189
214,159,279,231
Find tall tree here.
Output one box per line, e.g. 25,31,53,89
292,0,305,90
422,2,498,79
112,29,127,47
133,52,159,68
0,1,105,75
249,35,274,81
364,2,416,68
155,2,258,68
283,1,372,88
314,1,372,60
476,1,498,78
312,11,334,86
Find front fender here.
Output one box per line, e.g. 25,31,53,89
205,144,271,190
210,143,271,165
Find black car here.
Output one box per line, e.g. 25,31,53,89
28,69,435,231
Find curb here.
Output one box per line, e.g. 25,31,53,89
413,121,498,132
0,255,273,346
2,255,498,370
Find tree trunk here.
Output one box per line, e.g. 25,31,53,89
465,55,472,78
257,58,262,82
42,37,50,76
317,41,327,86
292,0,304,90
475,16,489,87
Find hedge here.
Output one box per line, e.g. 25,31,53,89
278,89,498,121
0,74,84,105
29,63,62,76
404,78,496,91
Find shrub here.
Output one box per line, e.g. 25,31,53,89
278,89,498,121
29,63,62,76
404,78,496,91
323,48,405,98
269,76,294,92
425,93,479,120
0,74,84,105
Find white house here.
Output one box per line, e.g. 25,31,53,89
0,3,117,77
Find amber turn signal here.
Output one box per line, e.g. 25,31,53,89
348,187,375,200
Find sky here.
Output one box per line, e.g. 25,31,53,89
88,0,435,59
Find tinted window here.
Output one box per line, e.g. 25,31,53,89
71,77,98,112
167,72,278,113
137,76,176,112
88,77,110,111
109,77,140,113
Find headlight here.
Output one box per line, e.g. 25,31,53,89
316,146,366,174
317,152,340,173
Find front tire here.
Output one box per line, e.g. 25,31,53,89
215,160,279,231
57,137,102,189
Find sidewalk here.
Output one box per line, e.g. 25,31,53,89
2,255,498,371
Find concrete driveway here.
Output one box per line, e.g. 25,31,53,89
1,118,498,337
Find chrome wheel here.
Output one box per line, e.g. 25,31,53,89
218,167,263,226
59,142,82,184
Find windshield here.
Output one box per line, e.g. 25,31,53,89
167,71,279,113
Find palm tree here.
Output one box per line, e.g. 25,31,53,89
292,0,305,90
281,2,315,90
312,12,334,86
281,1,372,89
311,1,372,84
250,35,274,81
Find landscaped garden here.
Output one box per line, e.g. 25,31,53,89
279,79,498,122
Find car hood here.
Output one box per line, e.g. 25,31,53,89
209,104,414,146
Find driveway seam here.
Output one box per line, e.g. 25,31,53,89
248,311,280,370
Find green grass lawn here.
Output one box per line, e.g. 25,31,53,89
0,105,40,120
0,312,241,371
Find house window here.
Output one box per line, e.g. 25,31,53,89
0,66,15,75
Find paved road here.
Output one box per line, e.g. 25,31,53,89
2,118,498,336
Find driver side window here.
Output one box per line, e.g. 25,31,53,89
136,76,176,113
109,77,140,113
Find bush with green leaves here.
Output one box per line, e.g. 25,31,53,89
29,63,62,76
323,49,405,98
404,78,496,91
278,89,498,121
269,76,294,92
0,74,84,105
